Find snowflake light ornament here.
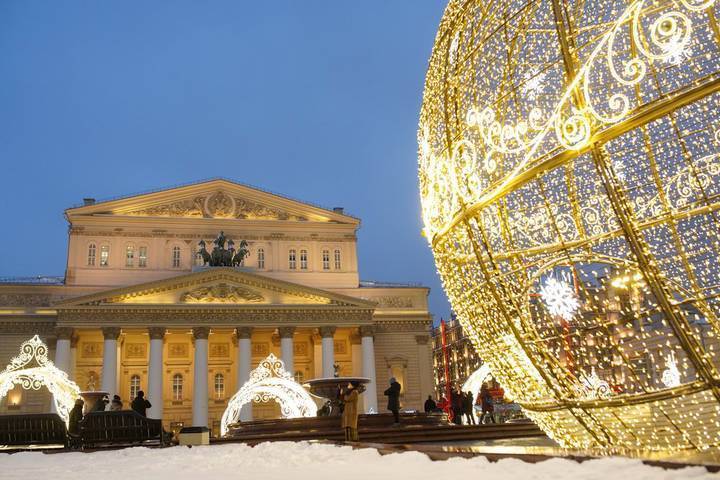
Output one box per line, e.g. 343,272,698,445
540,272,580,321
662,351,681,388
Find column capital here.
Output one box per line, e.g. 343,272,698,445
55,327,74,340
102,327,121,340
278,326,296,338
236,327,253,339
70,334,80,349
193,327,210,340
148,327,167,340
359,325,376,338
319,326,336,338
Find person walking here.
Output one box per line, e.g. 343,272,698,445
479,383,495,424
68,398,84,436
424,395,437,413
384,377,401,425
341,381,360,441
110,395,123,411
131,390,152,416
463,391,476,425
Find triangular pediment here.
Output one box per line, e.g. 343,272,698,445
65,178,358,224
54,268,375,309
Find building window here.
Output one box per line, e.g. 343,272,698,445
334,249,341,270
172,374,183,401
130,374,141,400
214,373,225,400
126,245,135,267
100,245,110,267
288,249,296,270
294,371,305,383
257,248,265,269
172,246,181,268
87,244,96,266
139,246,147,268
322,250,330,270
300,249,308,270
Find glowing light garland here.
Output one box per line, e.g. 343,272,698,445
0,335,81,426
220,354,316,436
419,0,720,451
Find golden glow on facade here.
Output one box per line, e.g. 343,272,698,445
419,0,720,450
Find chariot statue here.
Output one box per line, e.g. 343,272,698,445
198,231,249,267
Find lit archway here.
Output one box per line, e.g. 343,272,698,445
0,335,81,425
220,354,316,436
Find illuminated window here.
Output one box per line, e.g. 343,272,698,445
288,249,296,270
322,250,330,270
130,374,141,399
300,249,308,270
172,246,181,268
294,371,305,383
172,374,183,400
214,373,225,400
257,248,265,269
100,245,110,267
87,244,96,266
139,246,147,267
334,249,341,270
126,245,135,267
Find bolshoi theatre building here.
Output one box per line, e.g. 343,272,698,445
0,179,433,433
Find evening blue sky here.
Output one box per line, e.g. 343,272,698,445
0,1,451,320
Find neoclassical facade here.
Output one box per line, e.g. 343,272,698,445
0,179,433,433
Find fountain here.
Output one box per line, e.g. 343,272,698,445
303,376,370,416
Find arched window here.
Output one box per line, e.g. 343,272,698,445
288,249,296,270
172,374,183,400
138,246,148,268
214,373,225,400
100,245,110,267
172,246,181,268
257,248,265,270
300,249,308,270
130,374,141,399
87,243,96,266
126,244,135,267
322,250,330,270
334,249,341,270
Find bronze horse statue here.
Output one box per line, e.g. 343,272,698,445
197,232,250,267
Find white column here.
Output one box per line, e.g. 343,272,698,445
101,327,121,402
361,326,378,413
279,327,295,376
54,328,73,375
70,334,78,381
147,327,166,420
192,327,209,427
236,327,253,422
320,326,336,378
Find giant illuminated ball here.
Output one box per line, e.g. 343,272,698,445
419,0,720,450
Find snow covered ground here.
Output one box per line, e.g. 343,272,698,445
2,442,717,480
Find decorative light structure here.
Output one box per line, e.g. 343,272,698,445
419,0,720,450
540,273,581,321
0,335,81,425
220,354,316,436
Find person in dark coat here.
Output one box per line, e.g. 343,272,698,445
450,387,463,425
463,391,476,425
383,377,401,424
131,390,152,416
68,398,84,435
91,395,109,412
424,395,437,413
479,383,495,424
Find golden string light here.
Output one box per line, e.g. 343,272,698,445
419,0,720,451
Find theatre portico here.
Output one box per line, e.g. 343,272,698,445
0,179,433,434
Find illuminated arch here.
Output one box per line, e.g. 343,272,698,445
0,335,81,426
461,363,493,399
220,354,316,436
